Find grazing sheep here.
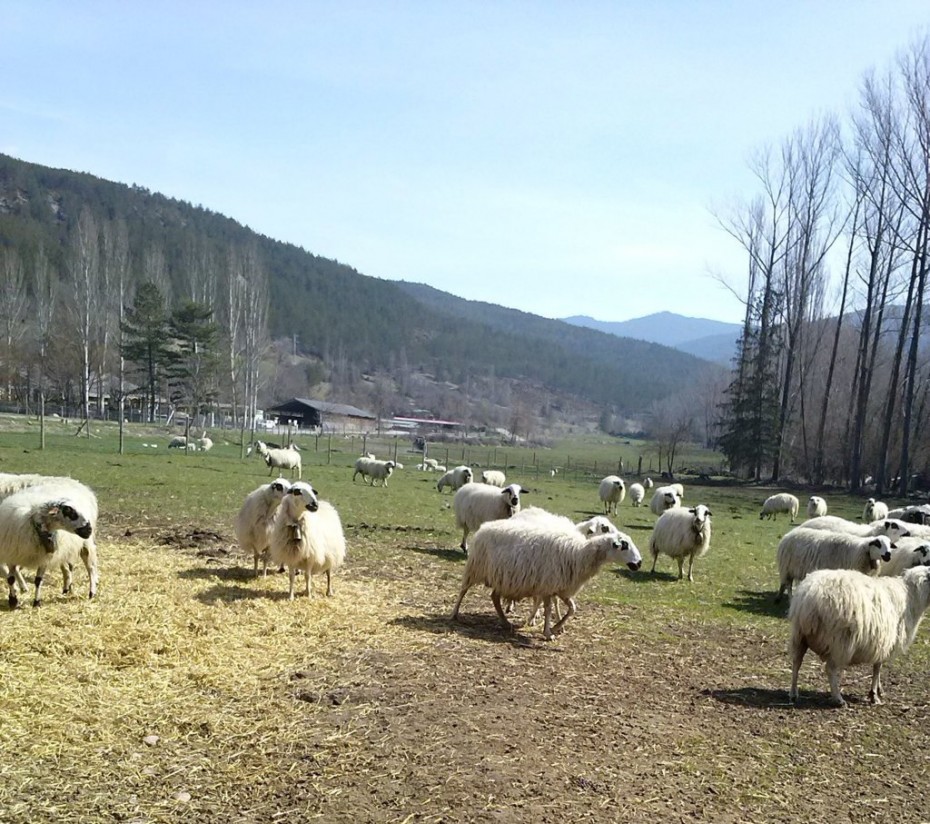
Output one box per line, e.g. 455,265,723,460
760,493,800,522
168,435,188,449
481,470,506,488
644,477,654,489
269,482,346,600
437,465,474,493
649,486,681,517
807,496,828,518
256,441,301,479
450,519,642,639
629,482,645,507
863,498,889,522
796,515,911,541
879,537,930,577
788,566,930,706
776,529,894,601
235,478,291,576
352,457,396,487
422,457,440,471
453,482,525,554
598,475,626,515
649,504,713,581
0,485,96,608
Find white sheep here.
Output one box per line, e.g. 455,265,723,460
878,537,930,577
649,486,681,517
452,482,525,554
644,477,654,489
352,457,396,487
668,482,684,500
481,469,506,487
807,496,828,518
422,457,440,471
886,504,930,525
629,482,645,507
775,528,893,601
437,465,473,493
598,475,626,515
168,435,187,449
649,504,713,582
0,484,97,608
760,493,800,522
256,441,301,479
788,566,930,706
863,498,889,522
795,515,911,541
235,478,291,576
450,519,642,639
197,431,214,452
269,482,346,600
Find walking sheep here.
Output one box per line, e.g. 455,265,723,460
352,457,396,487
776,528,894,601
796,515,910,540
235,478,291,576
807,496,828,518
269,482,346,601
629,482,645,507
481,470,506,488
0,485,96,608
649,505,713,582
760,493,800,522
437,465,474,493
598,475,626,515
644,477,654,489
453,482,525,554
450,518,642,639
788,566,930,706
649,486,681,517
256,441,302,479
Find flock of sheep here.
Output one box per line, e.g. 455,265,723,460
7,447,930,709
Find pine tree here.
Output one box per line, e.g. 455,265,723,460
121,282,172,422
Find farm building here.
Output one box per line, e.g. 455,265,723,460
264,398,377,434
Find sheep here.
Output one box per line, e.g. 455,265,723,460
352,457,396,487
775,529,894,601
168,435,188,449
760,493,800,522
197,431,214,452
437,465,473,493
886,504,930,525
450,519,642,640
268,482,346,601
795,515,911,541
649,486,681,517
807,496,828,518
863,498,889,522
0,485,97,608
629,482,645,507
256,441,301,479
235,478,292,576
649,504,712,582
481,469,506,488
422,457,440,471
788,566,930,706
668,483,684,500
643,477,654,489
598,475,626,515
878,537,930,577
452,482,525,554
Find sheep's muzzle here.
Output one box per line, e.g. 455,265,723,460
76,524,92,539
627,561,641,571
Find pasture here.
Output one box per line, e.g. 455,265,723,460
1,423,929,823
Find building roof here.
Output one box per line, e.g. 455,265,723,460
267,398,377,419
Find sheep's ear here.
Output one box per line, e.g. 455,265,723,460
601,524,610,533
688,507,697,514
890,542,898,549
870,538,881,547
520,487,529,494
705,509,713,517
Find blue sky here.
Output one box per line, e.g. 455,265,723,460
3,2,929,324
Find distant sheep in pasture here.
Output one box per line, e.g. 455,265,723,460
760,493,800,522
649,505,712,582
453,482,525,554
598,475,626,515
629,482,645,507
807,496,828,518
481,470,506,487
863,498,889,522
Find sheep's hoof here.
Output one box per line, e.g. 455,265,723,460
32,599,42,608
829,696,847,709
8,593,18,609
868,691,883,705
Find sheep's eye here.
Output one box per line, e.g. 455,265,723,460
621,540,629,551
288,488,302,496
61,505,77,519
601,525,610,533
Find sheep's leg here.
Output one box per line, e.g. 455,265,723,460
491,590,513,631
32,564,48,607
676,558,684,580
12,566,27,593
649,551,659,574
687,555,695,582
542,596,554,640
61,562,74,595
6,569,18,608
549,598,576,636
869,663,884,705
450,583,471,620
775,577,790,602
325,569,333,597
826,664,846,708
304,568,312,598
460,527,469,555
287,566,297,601
80,542,98,599
788,638,807,703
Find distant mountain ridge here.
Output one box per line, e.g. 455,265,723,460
563,311,741,365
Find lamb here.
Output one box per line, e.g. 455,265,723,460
437,465,473,493
0,484,97,608
775,528,894,601
807,496,828,518
256,441,301,479
450,519,642,639
863,498,889,522
422,457,440,471
644,477,654,489
481,470,506,488
268,482,346,601
649,486,681,516
795,515,911,541
788,566,930,706
878,537,930,577
629,482,645,507
760,493,800,522
197,431,214,452
235,478,292,576
649,504,713,582
452,482,525,554
352,457,396,487
598,475,626,515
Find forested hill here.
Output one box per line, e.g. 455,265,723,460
0,153,721,413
